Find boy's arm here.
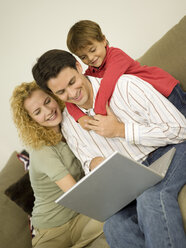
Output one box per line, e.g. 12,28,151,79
65,102,86,122
94,47,135,115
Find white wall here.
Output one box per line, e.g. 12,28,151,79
0,0,185,170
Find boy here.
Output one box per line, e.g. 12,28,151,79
66,20,186,129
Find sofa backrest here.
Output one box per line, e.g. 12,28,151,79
138,15,186,91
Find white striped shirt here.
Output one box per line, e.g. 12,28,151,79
61,75,186,174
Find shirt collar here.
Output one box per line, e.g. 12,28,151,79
78,76,101,116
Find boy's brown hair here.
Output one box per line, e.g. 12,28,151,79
67,20,106,54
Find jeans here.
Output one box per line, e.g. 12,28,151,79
168,84,186,117
104,141,186,248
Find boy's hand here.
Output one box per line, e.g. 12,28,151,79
85,105,125,138
78,115,94,131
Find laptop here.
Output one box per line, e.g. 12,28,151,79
56,148,175,222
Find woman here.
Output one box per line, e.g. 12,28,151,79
10,81,109,248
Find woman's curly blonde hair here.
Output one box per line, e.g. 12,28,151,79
10,81,65,149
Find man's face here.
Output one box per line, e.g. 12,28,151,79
47,62,93,110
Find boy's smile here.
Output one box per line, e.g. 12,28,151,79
76,38,107,68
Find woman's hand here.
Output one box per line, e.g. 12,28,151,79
85,104,125,138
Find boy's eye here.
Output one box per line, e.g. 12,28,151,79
80,56,86,60
90,48,96,53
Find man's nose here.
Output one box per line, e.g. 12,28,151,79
67,88,76,99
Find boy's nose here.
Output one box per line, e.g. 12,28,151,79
87,54,94,62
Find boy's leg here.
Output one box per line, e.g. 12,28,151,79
168,84,186,117
70,214,105,248
137,141,186,248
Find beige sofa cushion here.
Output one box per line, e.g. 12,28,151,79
138,15,186,91
0,151,32,248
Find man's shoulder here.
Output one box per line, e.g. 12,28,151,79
62,107,71,123
62,107,78,129
88,75,102,85
113,75,147,96
115,75,156,96
114,74,134,87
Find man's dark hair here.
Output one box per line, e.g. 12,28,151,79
32,49,77,91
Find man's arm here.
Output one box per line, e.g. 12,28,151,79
90,157,105,171
123,77,186,146
62,108,106,175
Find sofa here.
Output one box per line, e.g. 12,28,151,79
0,16,185,248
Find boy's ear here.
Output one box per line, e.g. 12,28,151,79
103,35,107,47
76,61,83,73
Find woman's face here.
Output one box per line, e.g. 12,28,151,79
24,89,62,132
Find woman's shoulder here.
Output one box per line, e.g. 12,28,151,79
31,141,70,158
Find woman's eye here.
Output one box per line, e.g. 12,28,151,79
91,48,96,53
34,110,40,116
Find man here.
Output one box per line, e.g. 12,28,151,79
32,49,186,248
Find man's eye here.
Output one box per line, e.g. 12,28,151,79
57,90,65,95
69,80,75,86
80,56,86,60
45,98,51,104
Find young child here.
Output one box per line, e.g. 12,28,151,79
66,20,186,129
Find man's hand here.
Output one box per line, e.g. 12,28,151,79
90,157,105,171
85,104,125,138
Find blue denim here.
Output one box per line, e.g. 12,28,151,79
168,84,186,117
104,141,186,248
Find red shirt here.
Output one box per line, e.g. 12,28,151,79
66,46,178,120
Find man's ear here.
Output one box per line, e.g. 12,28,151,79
76,61,83,73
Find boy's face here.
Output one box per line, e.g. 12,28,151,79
47,62,93,110
76,38,107,68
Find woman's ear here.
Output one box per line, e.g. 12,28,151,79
76,61,83,73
